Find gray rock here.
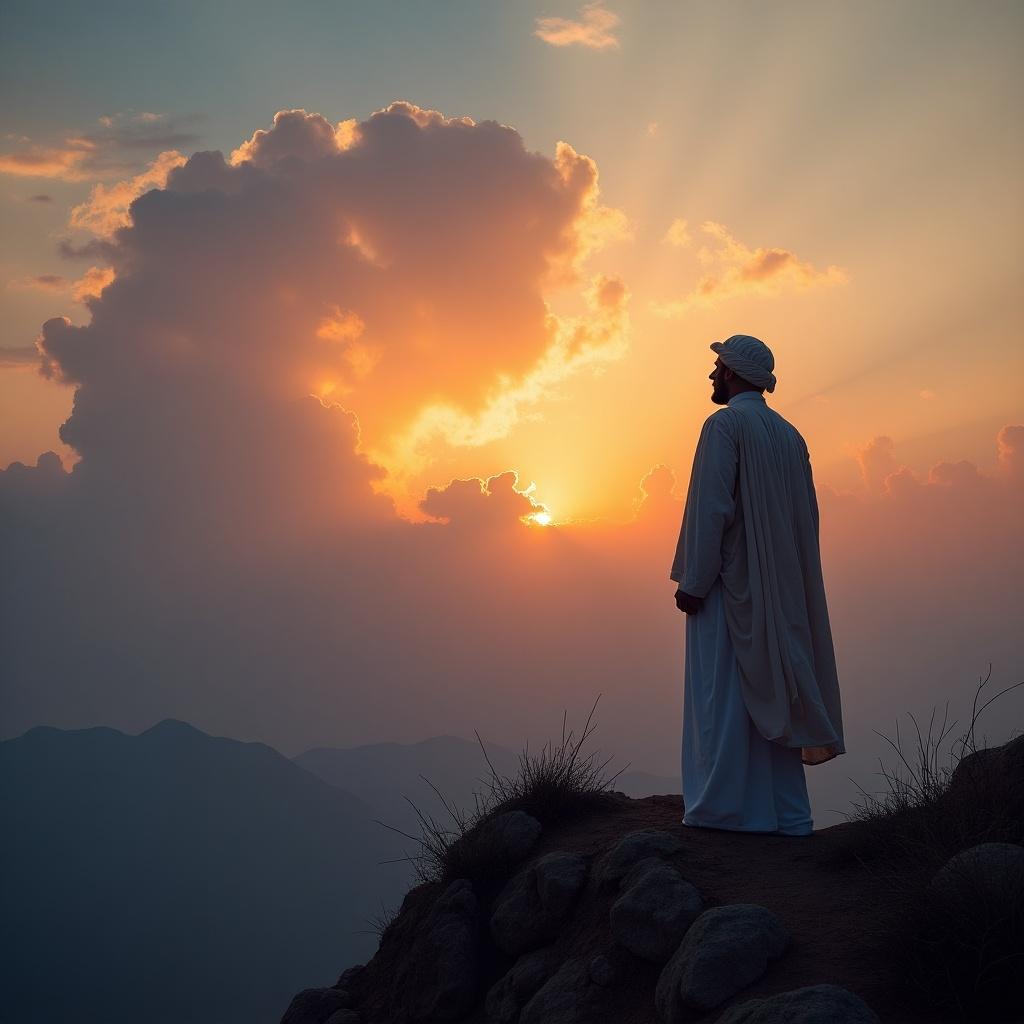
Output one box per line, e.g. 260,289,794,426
410,878,482,1020
931,842,1024,904
610,857,702,963
597,830,684,887
474,810,543,866
588,953,617,987
281,987,353,1024
490,851,588,955
519,958,594,1024
484,947,561,1024
713,983,881,1023
655,904,789,1020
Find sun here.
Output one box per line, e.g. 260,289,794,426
531,510,553,526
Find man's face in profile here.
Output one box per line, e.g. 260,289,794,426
710,357,729,405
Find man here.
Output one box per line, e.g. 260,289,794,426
669,334,844,837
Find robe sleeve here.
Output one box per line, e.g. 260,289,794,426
669,412,738,597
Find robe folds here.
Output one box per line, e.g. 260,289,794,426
670,391,845,765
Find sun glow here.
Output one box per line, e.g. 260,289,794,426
531,510,553,526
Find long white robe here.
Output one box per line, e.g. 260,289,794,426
670,391,845,767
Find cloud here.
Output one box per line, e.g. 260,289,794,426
68,150,189,236
0,113,200,182
651,221,847,315
419,470,548,528
663,218,691,248
535,2,621,50
7,274,67,292
27,194,53,203
5,267,115,303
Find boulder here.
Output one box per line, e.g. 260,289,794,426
931,842,1024,905
610,857,702,963
484,947,562,1024
655,904,789,1020
490,851,588,955
472,810,543,867
713,983,881,1023
281,987,352,1024
324,1013,361,1024
597,830,684,887
409,878,482,1020
519,957,596,1024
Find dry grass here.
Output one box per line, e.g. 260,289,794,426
379,696,625,888
836,666,1024,1021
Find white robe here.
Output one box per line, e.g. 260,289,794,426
670,391,845,767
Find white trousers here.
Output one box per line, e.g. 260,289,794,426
682,577,813,835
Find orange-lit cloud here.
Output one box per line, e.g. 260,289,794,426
419,470,548,528
6,267,116,303
534,2,621,50
68,150,188,236
652,221,847,315
0,345,40,369
663,218,691,248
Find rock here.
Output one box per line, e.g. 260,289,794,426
655,904,789,1020
484,947,562,1024
473,810,543,867
610,857,702,963
410,878,482,1020
490,851,588,955
519,957,595,1024
332,965,364,991
713,983,881,1023
588,953,617,987
281,987,352,1024
597,830,684,887
931,842,1024,904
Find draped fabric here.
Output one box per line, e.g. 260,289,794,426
670,391,844,766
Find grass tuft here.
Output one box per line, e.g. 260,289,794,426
378,695,625,888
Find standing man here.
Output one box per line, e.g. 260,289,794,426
670,335,844,836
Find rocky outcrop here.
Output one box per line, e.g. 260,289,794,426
281,987,353,1024
655,905,789,1021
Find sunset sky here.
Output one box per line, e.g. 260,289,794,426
2,0,1022,819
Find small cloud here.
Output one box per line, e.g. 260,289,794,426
651,221,847,315
663,218,691,248
419,469,548,528
919,389,936,400
7,274,68,292
646,122,658,137
535,2,620,50
27,194,53,203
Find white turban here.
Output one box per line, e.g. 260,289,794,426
710,334,776,393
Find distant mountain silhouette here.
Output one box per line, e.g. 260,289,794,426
0,720,387,1024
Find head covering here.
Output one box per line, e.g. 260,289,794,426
710,334,776,393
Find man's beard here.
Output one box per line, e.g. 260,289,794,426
711,382,728,405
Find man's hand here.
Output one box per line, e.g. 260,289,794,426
674,589,704,615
